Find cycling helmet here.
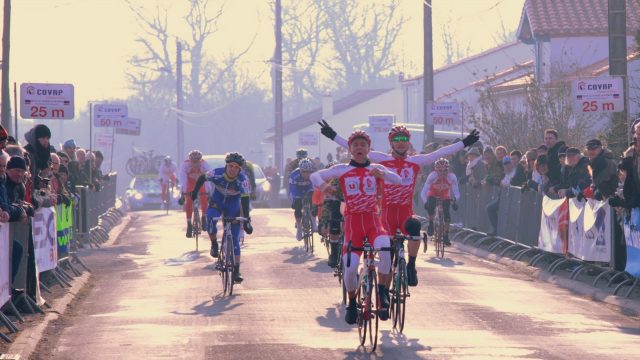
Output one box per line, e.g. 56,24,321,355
225,152,246,167
188,150,202,161
347,130,371,147
388,125,411,141
296,148,308,159
163,156,171,162
434,158,449,171
298,158,314,172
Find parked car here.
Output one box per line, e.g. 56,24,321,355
202,155,271,208
124,174,180,211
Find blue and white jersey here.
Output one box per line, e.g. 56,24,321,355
206,167,250,205
289,168,313,200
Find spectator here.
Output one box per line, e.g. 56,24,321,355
553,147,591,198
0,125,8,151
524,149,538,180
486,156,527,235
69,148,90,187
7,136,17,146
62,139,77,160
5,156,30,207
525,154,551,193
0,153,20,222
509,150,527,185
451,150,467,185
482,147,504,186
544,129,566,186
536,144,548,156
465,147,486,188
326,152,333,164
57,151,70,168
584,139,618,200
495,146,508,163
610,122,640,209
23,124,56,182
49,153,71,205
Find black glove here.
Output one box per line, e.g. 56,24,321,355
609,196,625,208
178,194,185,206
318,119,337,140
243,218,253,235
190,190,198,201
462,129,480,147
452,202,458,211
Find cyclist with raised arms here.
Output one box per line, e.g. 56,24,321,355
179,150,211,238
319,120,479,286
289,158,316,241
420,158,460,246
158,156,177,210
191,152,253,283
311,130,402,325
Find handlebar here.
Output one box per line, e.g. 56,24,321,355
210,216,248,223
345,240,393,268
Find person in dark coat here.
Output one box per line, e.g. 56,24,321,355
544,129,566,187
553,148,591,198
24,124,56,187
584,139,619,200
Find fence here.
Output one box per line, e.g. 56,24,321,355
415,183,640,299
1,174,125,343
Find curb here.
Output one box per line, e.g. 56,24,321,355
4,215,133,359
453,240,640,316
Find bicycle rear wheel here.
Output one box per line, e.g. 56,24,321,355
436,219,445,258
357,274,369,347
193,208,200,252
219,237,228,295
227,234,235,296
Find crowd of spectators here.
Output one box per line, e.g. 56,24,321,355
0,123,109,279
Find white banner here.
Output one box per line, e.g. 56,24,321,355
623,208,640,277
33,207,58,272
538,196,565,253
569,199,611,262
0,224,10,307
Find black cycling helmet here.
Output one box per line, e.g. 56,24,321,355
225,152,246,167
296,148,308,159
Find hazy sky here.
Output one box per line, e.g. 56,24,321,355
9,0,525,117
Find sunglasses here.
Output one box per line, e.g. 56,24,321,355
392,135,409,142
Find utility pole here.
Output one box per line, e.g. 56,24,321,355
176,39,184,162
423,0,434,149
274,0,284,174
607,0,628,155
1,0,12,134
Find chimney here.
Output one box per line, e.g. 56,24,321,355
322,94,333,120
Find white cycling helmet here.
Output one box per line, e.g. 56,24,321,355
298,158,314,172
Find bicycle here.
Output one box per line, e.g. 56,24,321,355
346,238,392,353
163,180,174,215
432,198,445,258
213,216,247,296
192,197,202,252
389,232,410,333
333,235,346,305
301,197,314,254
126,149,164,176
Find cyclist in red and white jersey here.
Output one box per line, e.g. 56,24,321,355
158,156,177,210
311,130,402,325
319,120,479,286
420,158,460,246
178,150,211,238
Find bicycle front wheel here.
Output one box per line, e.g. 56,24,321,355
369,271,379,352
227,234,235,296
396,259,408,333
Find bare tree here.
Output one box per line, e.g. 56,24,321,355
441,20,471,65
317,0,406,93
492,13,517,46
472,78,595,151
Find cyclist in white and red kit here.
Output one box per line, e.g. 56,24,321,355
319,120,479,286
158,156,177,210
311,130,402,325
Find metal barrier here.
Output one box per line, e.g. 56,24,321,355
1,173,124,343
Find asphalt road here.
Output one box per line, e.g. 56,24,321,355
33,209,640,360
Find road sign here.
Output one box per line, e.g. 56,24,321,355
20,83,74,120
93,104,128,127
368,115,394,133
572,77,624,114
115,118,142,136
298,132,318,146
427,102,461,132
95,132,114,148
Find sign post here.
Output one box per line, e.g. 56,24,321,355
20,83,74,120
572,77,624,114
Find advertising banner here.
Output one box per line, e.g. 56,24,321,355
33,207,58,272
569,199,611,262
56,202,74,259
538,196,566,254
0,224,10,307
623,208,640,277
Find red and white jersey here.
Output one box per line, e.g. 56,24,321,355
310,162,402,216
158,162,177,183
420,171,460,203
335,136,463,208
179,159,212,192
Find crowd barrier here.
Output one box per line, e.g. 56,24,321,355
415,183,640,299
1,174,125,343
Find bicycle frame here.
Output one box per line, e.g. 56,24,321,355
433,199,445,258
213,216,247,296
301,197,314,254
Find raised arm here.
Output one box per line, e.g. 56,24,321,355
409,129,480,166
318,120,390,162
310,165,346,190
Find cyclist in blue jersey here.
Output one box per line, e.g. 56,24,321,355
191,152,253,283
289,158,316,241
